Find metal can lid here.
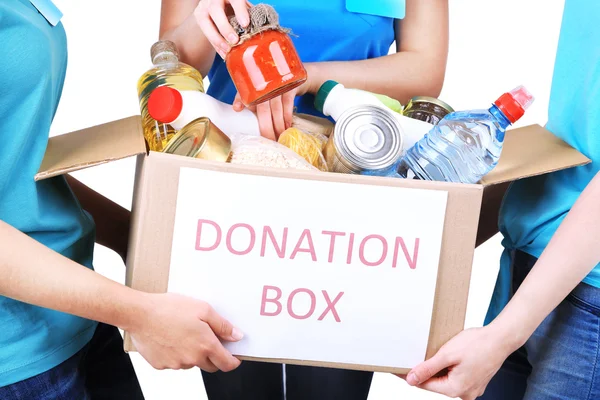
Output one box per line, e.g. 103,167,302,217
408,96,455,113
163,117,210,156
334,105,404,170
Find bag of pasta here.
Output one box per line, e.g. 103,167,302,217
292,113,334,139
277,127,328,171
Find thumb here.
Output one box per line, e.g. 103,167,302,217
202,304,244,342
407,352,452,386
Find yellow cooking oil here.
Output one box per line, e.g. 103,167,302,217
136,40,205,152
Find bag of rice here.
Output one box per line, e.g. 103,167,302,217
229,133,318,171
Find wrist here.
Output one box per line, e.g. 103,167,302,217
487,315,530,354
304,63,323,95
116,289,153,333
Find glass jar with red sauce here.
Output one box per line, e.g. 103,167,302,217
226,16,307,107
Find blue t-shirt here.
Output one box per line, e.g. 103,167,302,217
207,0,396,116
0,0,97,387
486,0,600,323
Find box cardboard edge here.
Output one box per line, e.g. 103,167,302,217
36,116,146,181
481,124,591,186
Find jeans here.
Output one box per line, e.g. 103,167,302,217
480,250,600,400
202,362,373,400
0,323,144,400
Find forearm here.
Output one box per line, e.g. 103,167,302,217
66,175,130,261
305,51,445,104
160,11,216,77
490,171,600,349
0,220,147,331
305,0,448,103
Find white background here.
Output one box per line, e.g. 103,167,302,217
50,0,565,398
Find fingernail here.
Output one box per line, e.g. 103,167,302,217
220,43,230,54
218,50,226,60
228,33,239,44
231,328,244,341
240,17,250,27
407,372,419,386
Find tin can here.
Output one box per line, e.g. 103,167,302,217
403,96,454,125
163,117,232,162
323,105,404,174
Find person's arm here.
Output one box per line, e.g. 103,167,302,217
65,175,130,262
160,0,448,139
161,0,447,101
240,0,448,139
301,0,449,103
405,171,600,400
0,219,243,372
159,0,250,77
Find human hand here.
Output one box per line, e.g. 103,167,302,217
194,0,252,59
232,64,317,140
403,326,517,400
129,292,243,372
232,88,298,140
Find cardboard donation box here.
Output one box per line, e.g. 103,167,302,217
37,116,589,374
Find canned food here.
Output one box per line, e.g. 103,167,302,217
163,117,232,162
403,96,454,125
323,105,404,174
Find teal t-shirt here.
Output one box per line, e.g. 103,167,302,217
0,0,97,386
486,0,600,324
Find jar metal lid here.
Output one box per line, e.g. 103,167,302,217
334,105,404,171
408,96,455,113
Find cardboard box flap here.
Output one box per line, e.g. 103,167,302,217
481,124,590,186
36,116,146,181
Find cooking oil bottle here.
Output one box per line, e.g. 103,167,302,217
136,40,205,151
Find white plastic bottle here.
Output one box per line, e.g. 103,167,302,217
314,81,434,149
147,86,261,137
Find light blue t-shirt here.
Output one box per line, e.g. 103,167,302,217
207,0,396,117
486,0,600,324
0,0,97,387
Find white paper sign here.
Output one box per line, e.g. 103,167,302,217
168,168,448,369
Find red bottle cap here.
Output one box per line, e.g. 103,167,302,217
494,85,534,124
148,86,183,124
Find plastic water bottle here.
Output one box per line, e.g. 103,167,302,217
395,86,534,183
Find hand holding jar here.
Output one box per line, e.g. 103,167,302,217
228,4,308,140
232,70,314,141
194,0,252,59
196,3,310,140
